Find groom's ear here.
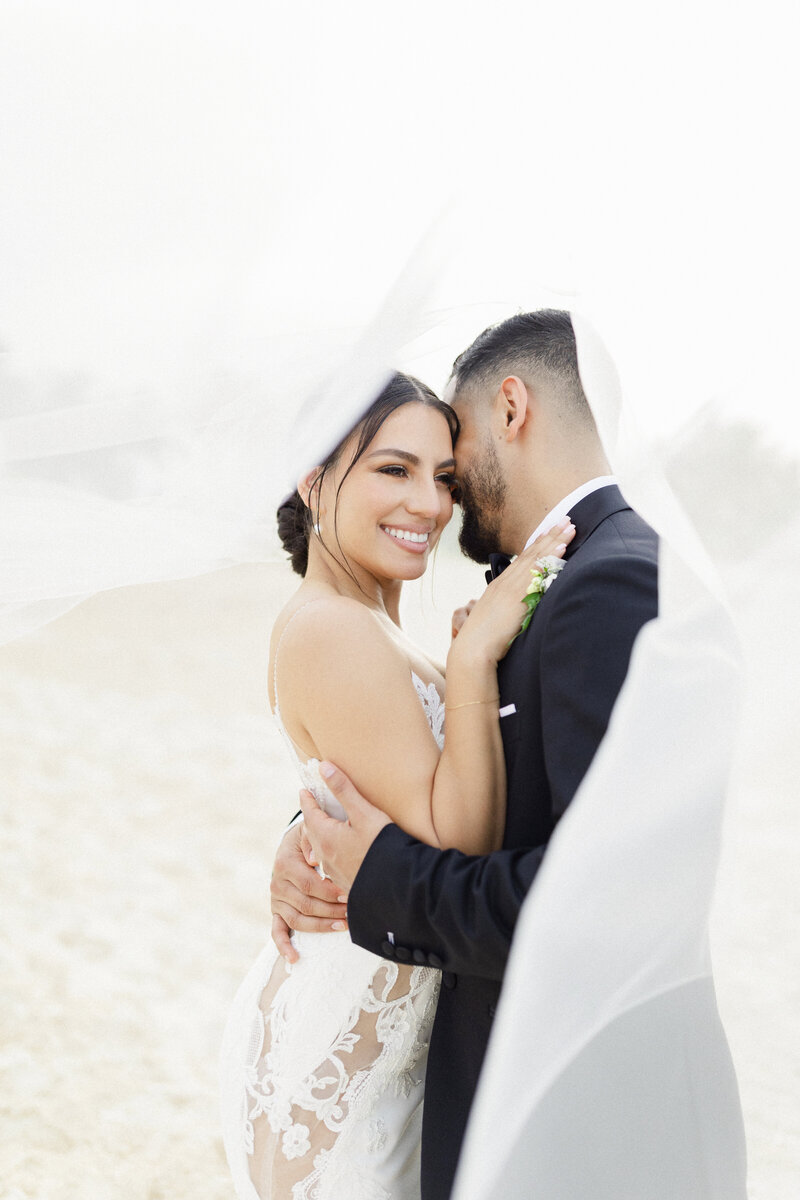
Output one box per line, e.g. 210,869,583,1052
494,376,530,443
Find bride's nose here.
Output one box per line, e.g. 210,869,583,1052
406,476,445,519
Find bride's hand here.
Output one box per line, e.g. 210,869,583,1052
451,517,575,665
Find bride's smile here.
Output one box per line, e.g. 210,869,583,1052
380,525,431,552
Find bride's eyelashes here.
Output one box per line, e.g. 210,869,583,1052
377,464,457,492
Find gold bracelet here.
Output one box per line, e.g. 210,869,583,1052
445,696,500,711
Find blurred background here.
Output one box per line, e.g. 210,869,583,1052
1,2,798,1197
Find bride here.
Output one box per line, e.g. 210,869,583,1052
219,370,573,1200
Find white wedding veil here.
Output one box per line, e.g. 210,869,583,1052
0,219,451,645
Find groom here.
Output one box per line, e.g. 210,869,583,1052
271,310,659,1199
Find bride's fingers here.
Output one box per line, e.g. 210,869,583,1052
492,524,572,596
524,516,575,560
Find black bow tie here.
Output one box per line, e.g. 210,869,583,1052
485,552,513,584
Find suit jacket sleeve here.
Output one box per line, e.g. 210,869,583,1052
348,551,658,981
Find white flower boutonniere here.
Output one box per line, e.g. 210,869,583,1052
511,555,566,645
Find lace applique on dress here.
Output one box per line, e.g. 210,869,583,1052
411,671,445,751
219,630,444,1200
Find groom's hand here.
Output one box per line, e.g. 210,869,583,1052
270,823,350,962
451,599,477,639
300,763,392,894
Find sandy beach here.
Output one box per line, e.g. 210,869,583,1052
1,552,797,1199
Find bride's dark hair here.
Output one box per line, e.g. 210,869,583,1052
276,372,459,577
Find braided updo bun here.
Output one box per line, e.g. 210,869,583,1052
276,490,311,576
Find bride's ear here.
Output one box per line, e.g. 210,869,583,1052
297,467,324,515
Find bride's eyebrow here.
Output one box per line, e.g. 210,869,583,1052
366,448,456,470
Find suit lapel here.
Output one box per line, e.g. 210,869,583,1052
501,485,631,676
563,485,631,560
499,486,632,692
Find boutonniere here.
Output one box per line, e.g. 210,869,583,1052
511,556,566,644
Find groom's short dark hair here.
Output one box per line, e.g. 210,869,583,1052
450,309,592,424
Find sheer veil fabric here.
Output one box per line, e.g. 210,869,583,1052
0,221,450,644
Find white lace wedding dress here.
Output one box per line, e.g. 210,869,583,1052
219,669,444,1200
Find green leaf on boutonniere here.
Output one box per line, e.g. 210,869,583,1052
508,555,566,646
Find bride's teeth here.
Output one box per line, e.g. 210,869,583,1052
384,527,428,544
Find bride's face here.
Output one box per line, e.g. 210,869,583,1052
321,402,457,582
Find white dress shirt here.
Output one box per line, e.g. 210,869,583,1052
524,476,619,550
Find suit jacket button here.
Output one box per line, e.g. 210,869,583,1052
413,949,427,965
427,953,444,970
443,972,456,990
395,945,411,962
381,940,396,957
487,1003,497,1018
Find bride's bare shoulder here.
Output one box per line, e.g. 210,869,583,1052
270,589,400,690
272,590,379,646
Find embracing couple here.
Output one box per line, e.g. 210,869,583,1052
220,309,659,1200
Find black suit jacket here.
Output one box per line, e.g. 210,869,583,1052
347,486,659,1200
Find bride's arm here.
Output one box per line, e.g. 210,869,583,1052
429,531,569,850
276,600,490,853
277,529,571,856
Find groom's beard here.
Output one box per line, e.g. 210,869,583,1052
457,439,508,565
